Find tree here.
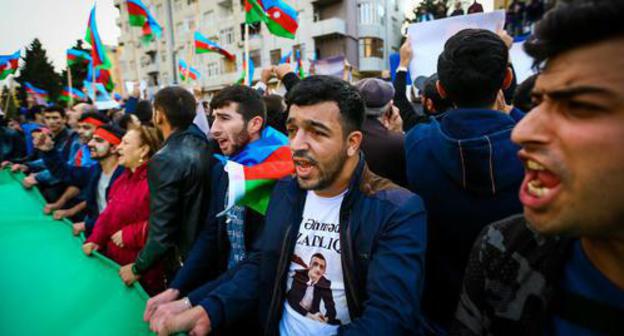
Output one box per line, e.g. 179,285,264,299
59,39,91,106
15,38,62,104
60,40,90,91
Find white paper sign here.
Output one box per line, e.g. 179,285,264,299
407,11,506,81
510,40,537,83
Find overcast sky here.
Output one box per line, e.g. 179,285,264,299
0,0,493,73
0,0,120,72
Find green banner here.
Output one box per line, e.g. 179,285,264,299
0,169,153,335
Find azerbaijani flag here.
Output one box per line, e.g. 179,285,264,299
0,50,20,80
194,31,235,61
67,49,92,66
295,49,305,79
216,126,295,215
23,82,49,101
178,59,200,81
59,87,87,102
279,50,292,64
85,5,112,69
127,0,163,43
236,54,255,86
245,0,299,40
87,65,115,92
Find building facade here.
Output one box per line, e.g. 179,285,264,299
114,0,405,93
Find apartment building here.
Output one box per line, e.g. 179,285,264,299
114,0,404,93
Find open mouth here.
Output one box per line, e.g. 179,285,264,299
293,157,316,179
519,158,562,210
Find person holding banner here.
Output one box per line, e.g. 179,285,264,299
120,87,214,289
80,126,165,295
38,124,126,238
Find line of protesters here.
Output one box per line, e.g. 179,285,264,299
1,0,623,334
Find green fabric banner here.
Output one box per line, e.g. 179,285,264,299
0,169,152,335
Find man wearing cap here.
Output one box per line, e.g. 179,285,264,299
36,124,126,237
355,77,408,187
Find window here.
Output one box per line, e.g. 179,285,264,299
292,44,305,60
203,10,215,28
358,1,384,25
174,0,183,11
186,16,196,31
220,27,235,45
359,37,384,58
358,2,373,24
223,59,236,73
206,62,220,77
250,49,261,68
240,22,262,40
270,49,282,65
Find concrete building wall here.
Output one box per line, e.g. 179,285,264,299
115,0,404,93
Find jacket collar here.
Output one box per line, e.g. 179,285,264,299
163,123,207,146
285,152,367,209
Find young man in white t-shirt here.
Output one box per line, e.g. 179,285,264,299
159,75,427,336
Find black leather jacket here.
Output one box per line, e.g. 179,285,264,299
134,124,214,275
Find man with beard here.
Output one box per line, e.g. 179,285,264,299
144,85,277,334
157,76,427,336
38,124,125,237
42,112,104,220
452,1,624,335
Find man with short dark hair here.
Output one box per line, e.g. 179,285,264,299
404,28,526,331
119,86,214,288
144,85,283,334
13,106,81,201
37,124,125,237
453,1,624,335
157,76,427,336
41,112,106,220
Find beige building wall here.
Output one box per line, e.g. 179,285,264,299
114,0,405,93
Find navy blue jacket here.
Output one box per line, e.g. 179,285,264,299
42,149,124,236
405,107,525,328
196,155,427,335
170,161,265,301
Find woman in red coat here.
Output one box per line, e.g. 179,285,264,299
83,126,164,295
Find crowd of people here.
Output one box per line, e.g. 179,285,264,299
0,0,623,335
415,0,549,38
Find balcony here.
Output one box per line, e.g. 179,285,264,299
358,57,385,73
312,0,342,5
358,24,384,40
144,62,158,75
311,18,347,38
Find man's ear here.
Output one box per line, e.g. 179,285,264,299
346,131,363,157
502,66,514,90
436,80,448,99
247,115,264,136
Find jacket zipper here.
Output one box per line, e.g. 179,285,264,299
341,210,362,319
264,225,293,334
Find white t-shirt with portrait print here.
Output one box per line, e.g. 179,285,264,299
278,189,351,336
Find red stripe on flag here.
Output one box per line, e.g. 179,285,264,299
127,2,148,16
267,8,298,34
243,146,294,180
